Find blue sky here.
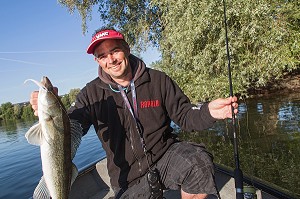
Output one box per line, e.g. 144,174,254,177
0,1,160,104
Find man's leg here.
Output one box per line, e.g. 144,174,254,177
156,141,218,198
116,141,217,199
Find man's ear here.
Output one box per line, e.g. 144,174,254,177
125,47,130,56
122,41,131,55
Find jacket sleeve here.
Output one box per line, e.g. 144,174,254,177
67,86,93,136
163,74,216,132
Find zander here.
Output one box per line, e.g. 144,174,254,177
25,76,82,199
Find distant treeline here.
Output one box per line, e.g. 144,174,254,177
0,88,80,121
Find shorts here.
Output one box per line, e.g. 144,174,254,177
116,141,218,199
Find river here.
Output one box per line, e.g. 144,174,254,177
0,120,105,199
0,92,299,198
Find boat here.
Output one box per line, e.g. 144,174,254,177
69,157,298,199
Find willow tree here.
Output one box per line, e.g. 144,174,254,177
153,0,300,101
58,0,299,102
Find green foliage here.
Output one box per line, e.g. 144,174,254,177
0,88,81,121
13,104,22,119
69,88,80,104
59,0,162,51
0,102,14,121
61,94,71,110
61,88,80,109
177,93,300,196
59,0,300,102
21,104,35,120
58,0,99,34
154,0,299,101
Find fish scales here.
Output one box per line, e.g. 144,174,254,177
25,76,80,199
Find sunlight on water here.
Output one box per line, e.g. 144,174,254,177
179,93,300,196
0,92,299,198
0,121,104,198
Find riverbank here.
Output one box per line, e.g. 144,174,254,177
247,71,300,97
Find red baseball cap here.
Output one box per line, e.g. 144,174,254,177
86,29,125,54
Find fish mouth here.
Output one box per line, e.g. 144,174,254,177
41,76,54,92
24,76,53,92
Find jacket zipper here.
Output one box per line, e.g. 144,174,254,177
129,128,143,174
123,99,143,175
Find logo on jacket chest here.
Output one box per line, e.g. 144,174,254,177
140,100,160,108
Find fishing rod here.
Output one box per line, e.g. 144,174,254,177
222,0,244,199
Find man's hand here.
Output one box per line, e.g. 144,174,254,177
208,96,238,120
29,87,58,116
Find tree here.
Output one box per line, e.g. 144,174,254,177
69,88,80,105
58,0,162,52
58,0,299,102
0,102,14,120
13,104,22,119
21,104,35,120
153,0,300,101
61,94,71,110
61,88,80,109
0,106,2,120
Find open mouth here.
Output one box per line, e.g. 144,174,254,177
110,64,121,71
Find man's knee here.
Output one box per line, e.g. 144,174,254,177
181,189,208,199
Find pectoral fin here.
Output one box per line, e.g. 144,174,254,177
25,123,44,146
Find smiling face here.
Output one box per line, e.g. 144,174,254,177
94,39,132,86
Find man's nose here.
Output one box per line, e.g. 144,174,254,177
107,53,115,63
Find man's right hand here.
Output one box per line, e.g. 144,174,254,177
30,87,58,117
30,91,39,116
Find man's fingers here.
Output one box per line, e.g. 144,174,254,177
232,102,238,108
31,104,38,110
30,91,39,117
30,97,38,105
34,110,39,116
31,91,39,98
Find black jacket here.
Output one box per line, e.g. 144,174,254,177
68,54,216,189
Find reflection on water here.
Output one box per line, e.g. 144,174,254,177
0,120,34,144
0,92,299,198
0,119,104,199
179,92,300,196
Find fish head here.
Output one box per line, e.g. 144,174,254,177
41,76,54,93
38,76,60,109
24,76,66,118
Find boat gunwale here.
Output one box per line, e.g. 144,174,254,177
215,164,299,199
76,157,299,199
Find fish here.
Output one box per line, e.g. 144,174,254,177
25,76,82,199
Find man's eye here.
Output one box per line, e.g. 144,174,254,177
113,49,121,53
98,54,107,60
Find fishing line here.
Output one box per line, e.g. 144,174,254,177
222,0,244,199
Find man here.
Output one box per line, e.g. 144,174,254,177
30,28,238,199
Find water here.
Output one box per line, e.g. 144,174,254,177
179,92,300,196
0,92,299,198
0,120,105,199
